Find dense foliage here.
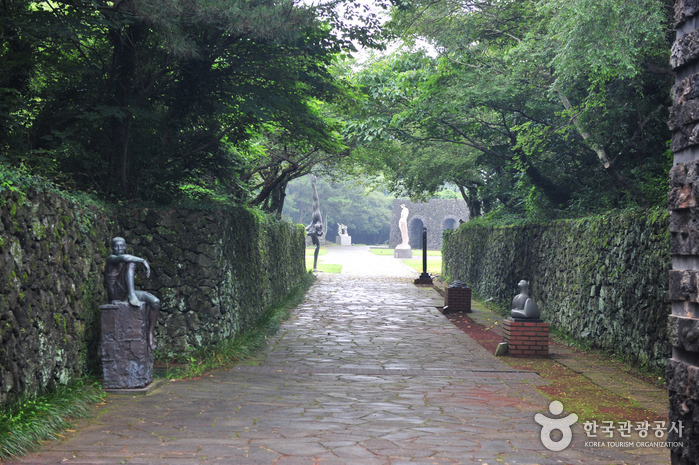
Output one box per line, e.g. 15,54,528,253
442,208,670,371
1,0,677,222
343,0,674,220
282,176,393,245
0,0,387,205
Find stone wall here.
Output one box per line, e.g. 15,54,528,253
0,187,305,405
389,199,469,250
116,207,306,357
667,1,699,462
442,211,671,372
0,189,110,405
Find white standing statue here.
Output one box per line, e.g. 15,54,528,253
396,204,411,249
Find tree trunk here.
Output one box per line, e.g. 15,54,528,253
557,91,649,206
251,163,300,208
467,186,481,218
517,150,571,206
458,184,481,218
108,19,143,194
118,118,132,192
268,179,288,219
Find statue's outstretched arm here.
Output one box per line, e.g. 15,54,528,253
107,254,151,278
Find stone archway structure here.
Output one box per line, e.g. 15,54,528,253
408,217,425,249
443,218,458,231
389,199,469,250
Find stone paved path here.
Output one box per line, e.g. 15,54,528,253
334,246,416,277
11,250,669,464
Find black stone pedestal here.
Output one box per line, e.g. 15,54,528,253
414,272,434,285
101,302,153,389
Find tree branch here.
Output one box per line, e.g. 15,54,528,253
612,104,665,164
557,89,650,206
438,118,510,159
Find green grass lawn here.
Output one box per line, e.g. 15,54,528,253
404,257,442,275
304,246,441,274
305,247,341,273
369,248,442,256
311,263,342,273
305,246,328,256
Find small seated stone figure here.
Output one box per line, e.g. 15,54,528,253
104,237,160,349
511,280,540,319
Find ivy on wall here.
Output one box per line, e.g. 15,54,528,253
0,186,305,406
442,209,671,371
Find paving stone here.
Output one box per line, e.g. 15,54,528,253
7,248,671,464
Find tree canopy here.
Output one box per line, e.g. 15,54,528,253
1,0,676,222
342,0,674,220
0,0,387,205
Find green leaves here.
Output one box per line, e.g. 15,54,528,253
1,0,377,204
0,380,104,460
541,0,667,86
0,0,673,217
339,0,672,220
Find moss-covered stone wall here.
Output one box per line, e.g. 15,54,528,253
442,210,671,371
116,207,306,357
0,189,110,405
0,188,305,405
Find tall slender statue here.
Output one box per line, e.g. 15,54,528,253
104,237,160,349
396,204,410,249
306,175,324,271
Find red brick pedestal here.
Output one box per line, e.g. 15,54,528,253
503,318,549,357
444,287,471,313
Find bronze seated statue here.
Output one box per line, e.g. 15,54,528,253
104,237,160,350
